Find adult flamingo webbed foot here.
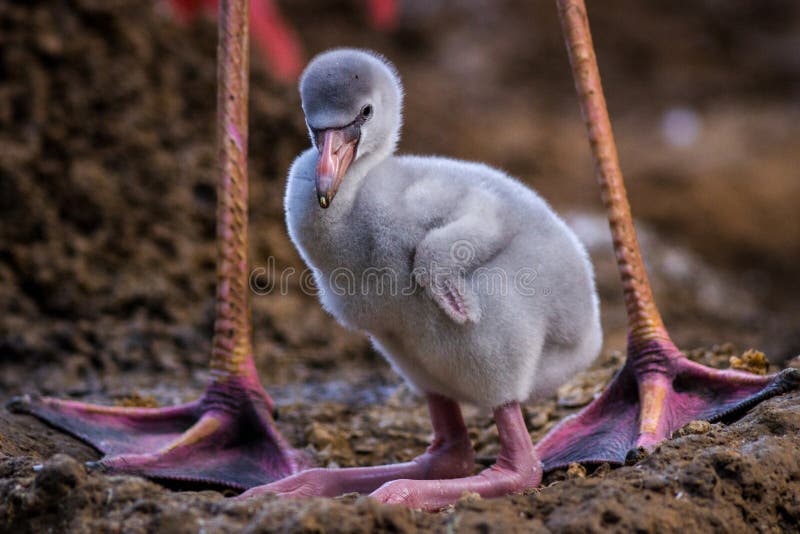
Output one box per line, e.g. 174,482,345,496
534,0,800,471
7,0,309,489
8,379,306,488
535,338,800,469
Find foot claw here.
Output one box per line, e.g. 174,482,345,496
6,395,33,413
84,461,106,472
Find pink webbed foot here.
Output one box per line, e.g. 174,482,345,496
241,399,542,512
239,434,474,500
370,402,541,511
370,463,540,511
7,378,310,489
535,338,800,470
239,394,477,502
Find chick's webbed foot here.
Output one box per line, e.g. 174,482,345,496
369,402,541,511
240,399,542,512
238,394,474,500
370,463,539,511
238,436,474,501
535,338,800,470
8,377,309,489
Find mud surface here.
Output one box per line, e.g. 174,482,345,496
1,0,799,532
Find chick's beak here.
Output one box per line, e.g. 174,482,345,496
315,127,359,208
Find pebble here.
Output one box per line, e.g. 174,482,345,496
673,420,712,438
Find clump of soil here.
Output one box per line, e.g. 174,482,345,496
1,1,799,532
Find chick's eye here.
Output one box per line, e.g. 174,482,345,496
361,104,373,119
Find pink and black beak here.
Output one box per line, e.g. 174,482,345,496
315,124,361,208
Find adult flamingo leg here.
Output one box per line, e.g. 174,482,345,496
536,0,800,470
7,0,308,490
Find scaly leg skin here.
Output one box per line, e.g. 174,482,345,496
6,0,309,489
238,394,475,499
535,337,800,470
240,398,542,512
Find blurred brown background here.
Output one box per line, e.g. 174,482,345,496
287,0,800,360
0,0,798,400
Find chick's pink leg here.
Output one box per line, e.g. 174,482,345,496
369,402,541,511
238,394,475,499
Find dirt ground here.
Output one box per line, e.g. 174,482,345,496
1,0,799,532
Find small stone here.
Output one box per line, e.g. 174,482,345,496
625,447,649,465
556,368,613,408
306,422,334,447
642,475,669,492
306,422,354,464
457,491,482,504
556,383,595,408
673,420,712,438
593,463,612,477
566,462,586,478
729,349,769,375
527,408,551,430
33,454,86,496
115,392,160,408
475,424,499,453
36,32,64,55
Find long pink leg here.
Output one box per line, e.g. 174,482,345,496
7,0,309,490
238,394,475,499
369,402,542,511
535,0,800,471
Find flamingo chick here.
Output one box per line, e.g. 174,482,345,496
244,49,602,509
